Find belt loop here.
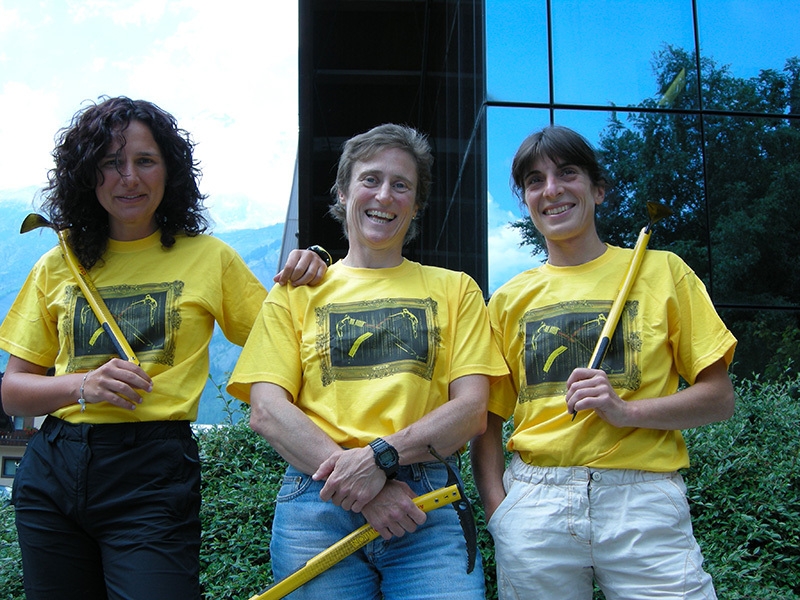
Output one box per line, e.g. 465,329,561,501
121,426,136,447
45,417,63,443
410,462,422,481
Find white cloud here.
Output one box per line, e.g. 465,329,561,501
0,2,21,34
110,0,168,25
487,193,543,294
66,0,167,24
0,0,299,231
0,82,62,190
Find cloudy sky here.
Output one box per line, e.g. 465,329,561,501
0,0,298,231
0,0,543,291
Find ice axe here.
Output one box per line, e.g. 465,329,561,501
249,445,476,600
572,201,673,420
20,213,139,365
248,484,463,600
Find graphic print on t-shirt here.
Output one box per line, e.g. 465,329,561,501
518,299,641,403
317,297,440,386
65,281,183,371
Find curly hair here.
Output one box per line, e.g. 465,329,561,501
328,123,433,244
41,96,208,268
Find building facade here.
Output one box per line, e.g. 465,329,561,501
296,0,799,379
297,0,488,286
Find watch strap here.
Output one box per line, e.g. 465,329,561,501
368,437,399,479
307,244,332,267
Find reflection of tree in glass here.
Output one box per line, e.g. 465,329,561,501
511,46,800,379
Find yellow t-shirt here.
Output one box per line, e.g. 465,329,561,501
0,232,266,423
488,245,737,471
228,259,508,448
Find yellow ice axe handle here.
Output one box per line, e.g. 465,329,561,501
57,230,139,365
588,226,651,370
249,484,462,600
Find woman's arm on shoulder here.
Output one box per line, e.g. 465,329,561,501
273,248,329,287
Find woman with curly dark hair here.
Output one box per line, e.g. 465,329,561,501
41,96,210,269
0,96,268,599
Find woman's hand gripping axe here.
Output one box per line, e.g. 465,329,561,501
20,213,139,365
572,201,673,420
248,446,477,600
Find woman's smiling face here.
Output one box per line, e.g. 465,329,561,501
95,120,166,241
523,154,605,251
340,146,419,260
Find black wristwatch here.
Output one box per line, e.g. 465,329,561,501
368,438,399,480
307,245,332,267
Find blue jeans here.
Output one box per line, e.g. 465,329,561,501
270,458,484,600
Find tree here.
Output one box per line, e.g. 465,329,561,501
511,46,800,380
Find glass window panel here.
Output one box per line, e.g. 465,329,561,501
485,0,549,103
484,0,800,379
704,114,800,308
555,109,708,279
553,110,612,146
697,0,800,112
486,107,550,293
551,0,696,108
486,108,711,293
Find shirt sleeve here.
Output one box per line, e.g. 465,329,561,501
0,257,61,367
215,247,267,347
669,257,737,384
448,274,510,382
226,284,301,403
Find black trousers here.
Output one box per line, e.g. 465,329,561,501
12,416,201,600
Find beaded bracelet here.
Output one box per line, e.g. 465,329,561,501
78,370,92,412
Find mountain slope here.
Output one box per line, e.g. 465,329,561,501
0,194,285,424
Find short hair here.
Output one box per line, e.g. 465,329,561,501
510,125,607,201
329,123,433,243
41,96,208,268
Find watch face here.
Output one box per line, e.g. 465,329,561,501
370,439,398,478
377,449,396,466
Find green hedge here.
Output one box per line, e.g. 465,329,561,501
680,375,800,599
1,374,799,600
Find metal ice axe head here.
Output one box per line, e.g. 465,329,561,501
20,212,55,235
428,445,477,574
19,213,139,365
645,200,673,233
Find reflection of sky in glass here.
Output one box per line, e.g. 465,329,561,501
552,111,610,146
487,107,550,216
486,1,548,102
485,0,800,292
487,107,550,292
552,0,695,107
698,0,800,79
